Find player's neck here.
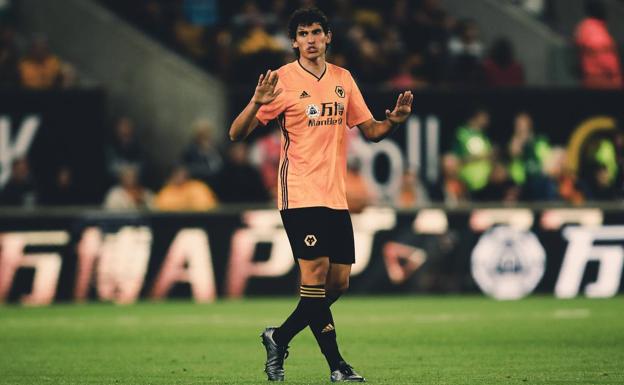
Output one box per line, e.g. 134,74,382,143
298,56,326,78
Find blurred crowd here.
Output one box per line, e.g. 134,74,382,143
0,2,77,90
1,112,622,211
100,0,530,88
1,0,622,210
0,0,616,90
434,108,623,206
0,116,270,211
99,0,624,89
506,0,623,88
351,107,623,210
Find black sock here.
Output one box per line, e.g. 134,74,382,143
326,290,343,307
272,284,325,346
308,294,344,371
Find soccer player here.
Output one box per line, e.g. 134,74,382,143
229,7,413,382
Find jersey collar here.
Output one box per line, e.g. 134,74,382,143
297,59,327,81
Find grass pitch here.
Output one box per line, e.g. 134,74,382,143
0,296,622,384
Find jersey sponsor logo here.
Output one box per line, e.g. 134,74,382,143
307,102,345,127
335,86,345,98
304,234,317,247
471,226,546,300
305,104,320,118
299,90,311,99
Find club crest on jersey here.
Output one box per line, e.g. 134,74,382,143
335,86,345,98
306,104,320,118
305,234,317,247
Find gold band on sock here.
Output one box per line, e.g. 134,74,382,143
300,285,326,298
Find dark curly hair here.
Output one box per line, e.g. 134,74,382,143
287,7,330,57
288,7,330,39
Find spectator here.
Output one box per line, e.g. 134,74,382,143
182,119,223,186
18,36,63,89
249,129,281,200
104,165,154,210
41,166,80,206
230,1,285,82
411,0,454,84
395,168,431,208
183,0,218,27
344,23,386,83
507,112,552,200
615,132,624,196
105,116,144,183
452,108,493,194
231,0,271,29
431,153,467,205
214,142,269,203
593,137,618,185
0,23,19,88
482,38,525,87
327,0,356,69
0,157,36,206
585,163,620,200
345,158,374,214
236,21,282,56
171,1,210,64
387,53,428,90
581,137,619,200
447,19,484,86
543,147,584,204
474,162,520,203
154,164,217,211
172,17,208,62
575,0,622,89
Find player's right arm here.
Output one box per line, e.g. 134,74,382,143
229,70,282,141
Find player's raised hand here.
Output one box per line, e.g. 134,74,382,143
385,91,413,124
252,69,283,105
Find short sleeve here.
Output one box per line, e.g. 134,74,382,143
256,78,287,126
346,73,373,128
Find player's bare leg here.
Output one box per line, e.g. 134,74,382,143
326,263,351,306
299,257,331,285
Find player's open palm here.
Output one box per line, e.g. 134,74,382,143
385,90,414,124
253,69,283,105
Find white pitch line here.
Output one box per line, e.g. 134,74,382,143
552,309,591,319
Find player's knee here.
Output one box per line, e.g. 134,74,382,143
310,265,329,282
300,258,330,284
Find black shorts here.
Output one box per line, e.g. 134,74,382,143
280,206,355,264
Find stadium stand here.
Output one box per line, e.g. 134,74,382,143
2,5,624,384
0,0,622,207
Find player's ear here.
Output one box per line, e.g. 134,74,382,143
292,39,299,49
326,30,332,44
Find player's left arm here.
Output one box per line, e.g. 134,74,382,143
357,91,413,142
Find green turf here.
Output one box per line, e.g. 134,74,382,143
0,296,622,384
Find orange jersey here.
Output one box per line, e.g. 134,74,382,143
256,61,373,210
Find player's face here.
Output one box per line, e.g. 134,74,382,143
292,23,331,61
